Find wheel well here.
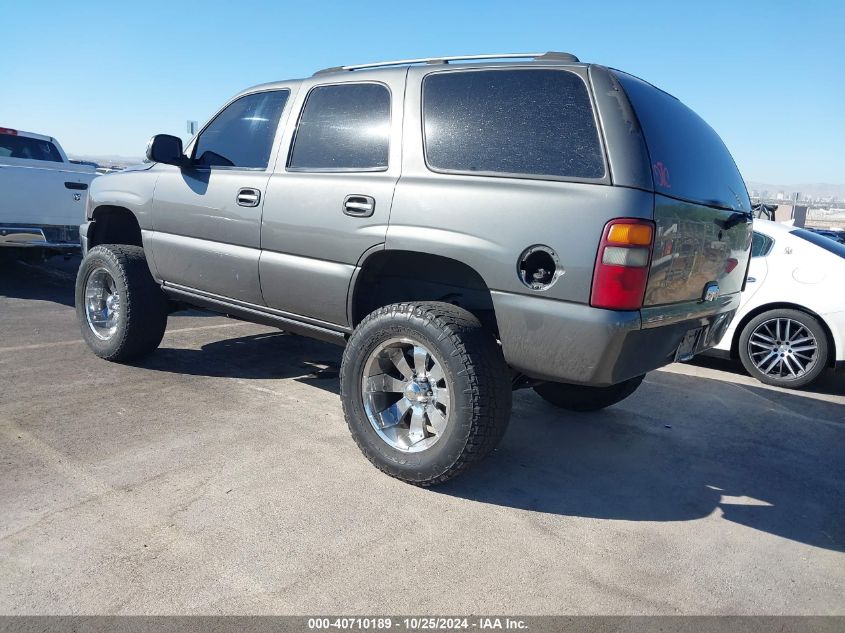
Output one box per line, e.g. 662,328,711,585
89,206,143,248
350,251,498,334
730,302,837,367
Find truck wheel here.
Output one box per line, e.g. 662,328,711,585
738,308,829,389
534,374,645,412
75,244,168,361
341,302,512,486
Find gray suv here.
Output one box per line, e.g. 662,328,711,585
76,52,752,485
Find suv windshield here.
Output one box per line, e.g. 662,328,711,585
0,135,63,162
614,71,750,213
792,228,845,259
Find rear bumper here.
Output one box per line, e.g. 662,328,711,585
0,225,80,250
491,290,739,386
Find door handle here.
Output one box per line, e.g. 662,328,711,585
237,188,261,207
746,276,757,283
343,195,375,217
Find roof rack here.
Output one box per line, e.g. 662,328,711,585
313,51,579,76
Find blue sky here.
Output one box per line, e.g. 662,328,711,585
2,0,842,184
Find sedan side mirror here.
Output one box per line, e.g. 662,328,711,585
145,134,187,167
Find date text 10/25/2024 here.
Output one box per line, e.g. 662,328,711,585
307,617,528,630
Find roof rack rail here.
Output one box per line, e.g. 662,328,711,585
313,51,579,76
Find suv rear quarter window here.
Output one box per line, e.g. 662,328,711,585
614,71,750,212
422,69,605,180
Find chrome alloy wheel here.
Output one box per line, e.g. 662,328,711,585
747,317,818,381
362,338,452,452
84,267,121,340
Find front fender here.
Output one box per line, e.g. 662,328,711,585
87,164,158,230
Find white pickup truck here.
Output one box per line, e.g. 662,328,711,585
0,127,97,257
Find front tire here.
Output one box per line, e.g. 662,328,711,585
75,244,168,361
738,308,829,388
340,302,512,486
534,375,645,412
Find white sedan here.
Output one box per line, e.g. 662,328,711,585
709,219,845,388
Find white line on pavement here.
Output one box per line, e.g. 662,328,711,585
0,321,255,354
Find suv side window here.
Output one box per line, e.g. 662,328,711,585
751,232,774,258
288,83,390,171
193,90,289,169
422,69,605,180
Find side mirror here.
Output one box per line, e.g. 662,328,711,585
145,134,187,167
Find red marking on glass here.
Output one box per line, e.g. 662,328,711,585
653,161,671,188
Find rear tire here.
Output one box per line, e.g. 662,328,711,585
340,302,512,486
534,375,645,412
75,244,168,361
738,308,829,389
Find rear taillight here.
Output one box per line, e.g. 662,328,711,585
0,127,18,136
590,218,655,310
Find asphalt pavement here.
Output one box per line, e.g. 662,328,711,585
1,255,843,614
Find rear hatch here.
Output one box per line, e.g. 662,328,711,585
613,72,752,306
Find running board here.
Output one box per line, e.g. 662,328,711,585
162,285,348,346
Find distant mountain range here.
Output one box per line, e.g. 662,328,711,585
745,181,845,200
69,154,143,168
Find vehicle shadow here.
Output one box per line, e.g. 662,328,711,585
137,330,342,394
141,329,844,553
436,370,845,552
0,256,232,317
692,354,844,397
0,256,80,307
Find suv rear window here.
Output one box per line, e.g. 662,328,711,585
614,71,750,212
422,69,605,180
288,83,390,171
0,135,63,162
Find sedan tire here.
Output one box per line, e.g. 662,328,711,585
738,308,829,389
